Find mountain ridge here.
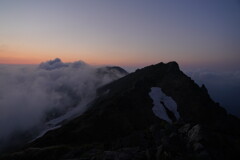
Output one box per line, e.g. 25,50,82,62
1,61,240,160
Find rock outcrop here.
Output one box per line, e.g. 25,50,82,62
1,62,239,160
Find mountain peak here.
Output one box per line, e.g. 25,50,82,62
1,61,240,160
166,61,179,69
138,61,180,75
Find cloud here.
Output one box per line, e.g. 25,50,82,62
38,58,69,70
0,58,127,151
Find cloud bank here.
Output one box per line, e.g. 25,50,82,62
0,58,127,151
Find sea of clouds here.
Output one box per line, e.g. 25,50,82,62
1,59,239,152
0,58,126,151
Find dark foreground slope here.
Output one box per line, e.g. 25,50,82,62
1,62,240,160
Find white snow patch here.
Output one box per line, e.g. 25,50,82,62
149,87,180,123
31,101,91,142
47,102,89,126
31,125,61,142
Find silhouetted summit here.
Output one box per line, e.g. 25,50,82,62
1,62,240,160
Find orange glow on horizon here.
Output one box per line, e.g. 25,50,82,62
0,48,164,66
0,56,156,66
0,55,161,68
1,47,215,68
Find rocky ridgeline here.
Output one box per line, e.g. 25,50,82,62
1,62,240,160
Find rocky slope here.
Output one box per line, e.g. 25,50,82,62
1,62,240,160
0,62,128,154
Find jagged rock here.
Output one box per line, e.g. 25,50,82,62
187,124,203,143
1,62,240,160
178,123,191,134
101,147,144,160
195,150,211,160
103,151,118,160
193,142,204,152
156,145,163,160
201,84,208,94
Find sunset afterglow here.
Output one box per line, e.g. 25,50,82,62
0,0,240,70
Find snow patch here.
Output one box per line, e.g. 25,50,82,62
31,125,61,142
31,101,91,142
149,87,180,123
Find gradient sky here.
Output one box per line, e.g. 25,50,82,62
0,0,240,70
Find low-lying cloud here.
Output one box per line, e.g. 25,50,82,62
0,58,127,151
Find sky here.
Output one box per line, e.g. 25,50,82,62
0,0,240,70
0,1,240,151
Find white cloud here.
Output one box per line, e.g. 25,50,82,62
0,58,127,151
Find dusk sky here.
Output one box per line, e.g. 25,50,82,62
1,1,240,151
0,0,240,70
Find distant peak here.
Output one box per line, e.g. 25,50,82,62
39,58,67,70
105,66,128,74
38,58,88,70
167,61,178,66
149,61,180,72
166,61,180,71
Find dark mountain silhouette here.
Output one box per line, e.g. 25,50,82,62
1,62,240,160
0,63,128,154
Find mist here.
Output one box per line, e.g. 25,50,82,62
1,59,240,152
0,58,127,151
